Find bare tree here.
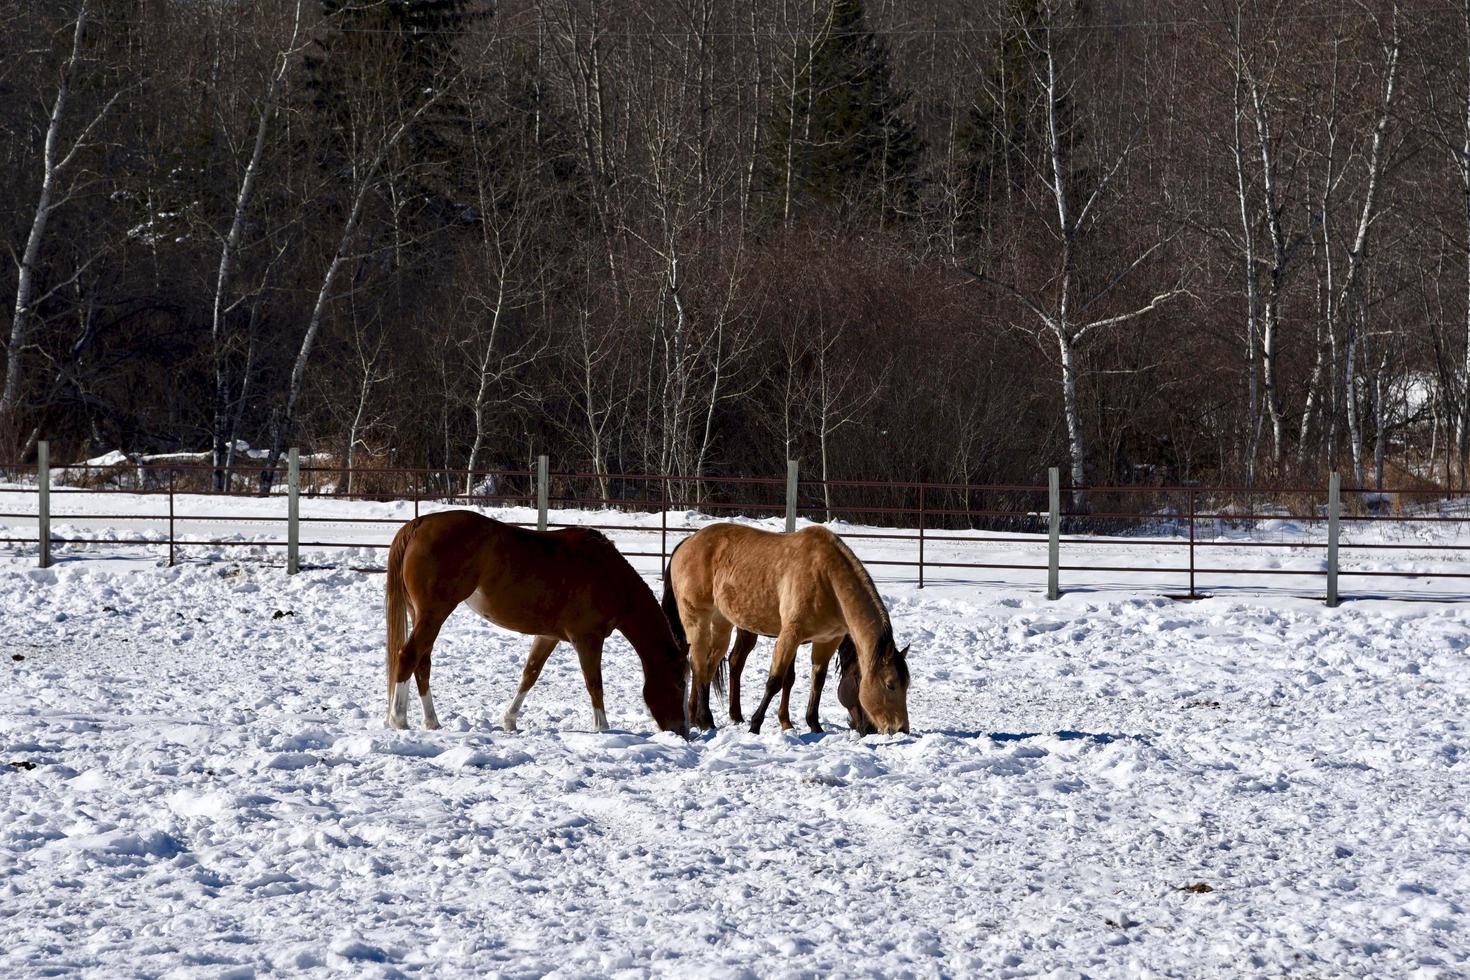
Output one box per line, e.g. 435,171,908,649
966,4,1186,505
260,75,447,490
209,0,304,488
2,1,123,448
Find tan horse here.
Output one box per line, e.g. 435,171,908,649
385,510,688,736
663,524,910,734
722,630,871,734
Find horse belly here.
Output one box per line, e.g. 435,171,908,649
463,588,543,635
712,580,783,637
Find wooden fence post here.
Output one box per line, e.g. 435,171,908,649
37,440,50,569
1047,467,1060,600
1326,472,1340,607
287,447,299,574
785,460,798,533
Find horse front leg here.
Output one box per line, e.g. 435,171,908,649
727,629,757,723
503,635,558,731
572,636,609,732
702,621,733,731
805,638,841,733
684,619,719,732
748,630,800,735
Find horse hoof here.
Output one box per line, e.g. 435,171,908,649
502,717,518,732
424,719,442,731
386,716,408,731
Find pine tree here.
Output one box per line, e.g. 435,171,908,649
760,0,923,226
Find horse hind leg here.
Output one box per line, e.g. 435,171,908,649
415,655,441,731
388,602,451,730
776,651,799,732
504,635,558,731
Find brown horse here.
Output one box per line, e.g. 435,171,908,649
663,523,910,734
385,510,688,736
721,629,872,734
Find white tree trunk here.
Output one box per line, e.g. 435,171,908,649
212,2,302,488
1058,331,1087,501
2,3,97,440
261,90,441,489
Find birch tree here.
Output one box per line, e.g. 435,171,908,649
259,78,448,490
209,0,303,489
2,1,122,448
965,3,1186,505
1302,4,1401,484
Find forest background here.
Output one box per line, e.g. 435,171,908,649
2,0,1464,500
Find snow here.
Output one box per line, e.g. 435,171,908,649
1,495,1467,975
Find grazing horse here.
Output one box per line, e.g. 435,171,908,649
384,510,689,736
721,629,872,734
663,524,910,734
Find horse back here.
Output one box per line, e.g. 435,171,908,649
400,511,631,638
672,523,846,638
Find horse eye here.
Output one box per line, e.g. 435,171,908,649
885,681,896,691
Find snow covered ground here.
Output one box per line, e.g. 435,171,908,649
1,495,1468,976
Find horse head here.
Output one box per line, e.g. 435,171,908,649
642,635,692,739
852,630,910,735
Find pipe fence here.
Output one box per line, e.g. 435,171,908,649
3,443,1469,605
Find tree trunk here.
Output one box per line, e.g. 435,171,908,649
2,4,90,445
1058,331,1088,509
259,89,439,491
212,2,301,489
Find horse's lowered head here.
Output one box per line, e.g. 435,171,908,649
837,632,910,735
858,629,910,734
642,636,692,739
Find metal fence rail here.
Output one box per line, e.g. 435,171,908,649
2,442,1469,605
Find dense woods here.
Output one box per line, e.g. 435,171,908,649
3,0,1468,494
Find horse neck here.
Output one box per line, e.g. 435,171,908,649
617,577,679,670
827,552,891,669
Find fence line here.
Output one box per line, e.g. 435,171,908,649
3,444,1470,605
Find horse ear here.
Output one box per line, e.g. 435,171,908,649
899,644,910,659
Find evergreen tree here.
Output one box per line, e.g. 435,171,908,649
760,0,923,226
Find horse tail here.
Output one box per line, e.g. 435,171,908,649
713,654,727,701
661,537,689,650
385,519,415,684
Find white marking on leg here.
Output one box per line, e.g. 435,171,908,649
593,708,609,732
502,690,527,731
420,691,441,731
387,680,411,730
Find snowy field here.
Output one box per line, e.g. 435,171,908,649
1,493,1468,976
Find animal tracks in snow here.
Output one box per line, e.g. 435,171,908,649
0,560,1466,976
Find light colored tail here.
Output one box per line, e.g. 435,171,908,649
385,521,414,690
